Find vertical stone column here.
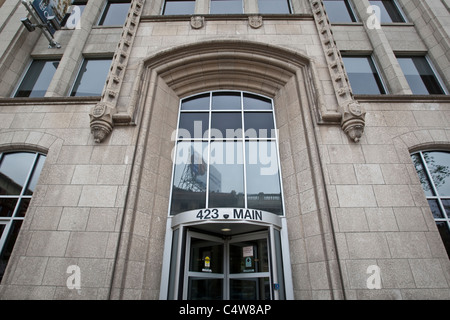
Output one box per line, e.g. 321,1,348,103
45,0,106,97
352,0,412,95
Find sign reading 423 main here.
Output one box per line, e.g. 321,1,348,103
195,208,263,221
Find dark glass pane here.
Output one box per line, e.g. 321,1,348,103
428,199,445,219
230,278,270,300
71,59,111,96
244,112,275,138
15,60,59,98
170,142,207,214
0,153,35,196
211,113,242,139
99,2,130,26
323,0,356,23
178,113,209,139
436,222,450,259
342,56,385,94
209,142,244,208
369,0,405,23
229,238,269,273
15,198,31,218
24,154,46,196
181,93,210,110
397,57,445,95
0,224,4,239
163,0,196,15
246,141,282,214
243,93,272,110
212,92,241,110
0,198,18,217
258,0,291,14
188,278,223,300
189,237,224,273
442,199,450,217
422,152,450,196
210,0,243,14
0,220,23,283
411,153,435,197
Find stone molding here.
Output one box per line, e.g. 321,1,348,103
89,0,145,143
310,0,366,142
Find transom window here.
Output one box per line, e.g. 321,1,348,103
0,152,46,283
411,151,450,258
170,91,283,215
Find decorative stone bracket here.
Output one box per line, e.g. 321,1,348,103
310,0,366,142
89,0,145,143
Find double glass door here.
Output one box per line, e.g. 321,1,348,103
183,230,272,300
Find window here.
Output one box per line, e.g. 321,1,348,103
98,0,131,26
411,151,450,258
258,0,291,14
14,60,60,98
368,0,405,23
342,56,386,94
70,58,112,97
170,91,283,215
397,56,446,95
322,0,357,23
210,0,243,14
0,152,46,283
163,0,196,15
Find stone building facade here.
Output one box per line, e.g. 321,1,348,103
0,0,449,300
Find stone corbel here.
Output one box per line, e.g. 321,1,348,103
340,100,366,143
89,102,115,143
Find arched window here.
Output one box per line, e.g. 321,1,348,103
411,151,450,258
0,151,46,282
169,91,283,216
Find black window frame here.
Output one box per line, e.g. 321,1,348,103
342,55,387,95
98,0,131,26
396,55,447,95
322,0,358,23
13,59,60,98
70,57,112,97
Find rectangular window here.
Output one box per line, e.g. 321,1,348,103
368,0,405,23
70,58,112,97
397,56,446,95
210,0,243,14
342,56,386,94
98,0,131,26
258,0,291,14
163,0,196,15
14,60,60,98
322,0,357,23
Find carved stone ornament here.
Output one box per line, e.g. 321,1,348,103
190,16,205,29
89,102,114,143
341,101,366,143
248,15,263,29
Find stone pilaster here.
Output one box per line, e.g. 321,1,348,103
310,0,366,142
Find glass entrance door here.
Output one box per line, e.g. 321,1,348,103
183,230,272,300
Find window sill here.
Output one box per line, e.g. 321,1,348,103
0,96,101,106
141,13,313,22
354,94,450,103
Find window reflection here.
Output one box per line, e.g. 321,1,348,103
209,142,244,208
412,151,450,259
171,91,283,215
171,142,207,214
246,141,282,214
0,152,46,283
